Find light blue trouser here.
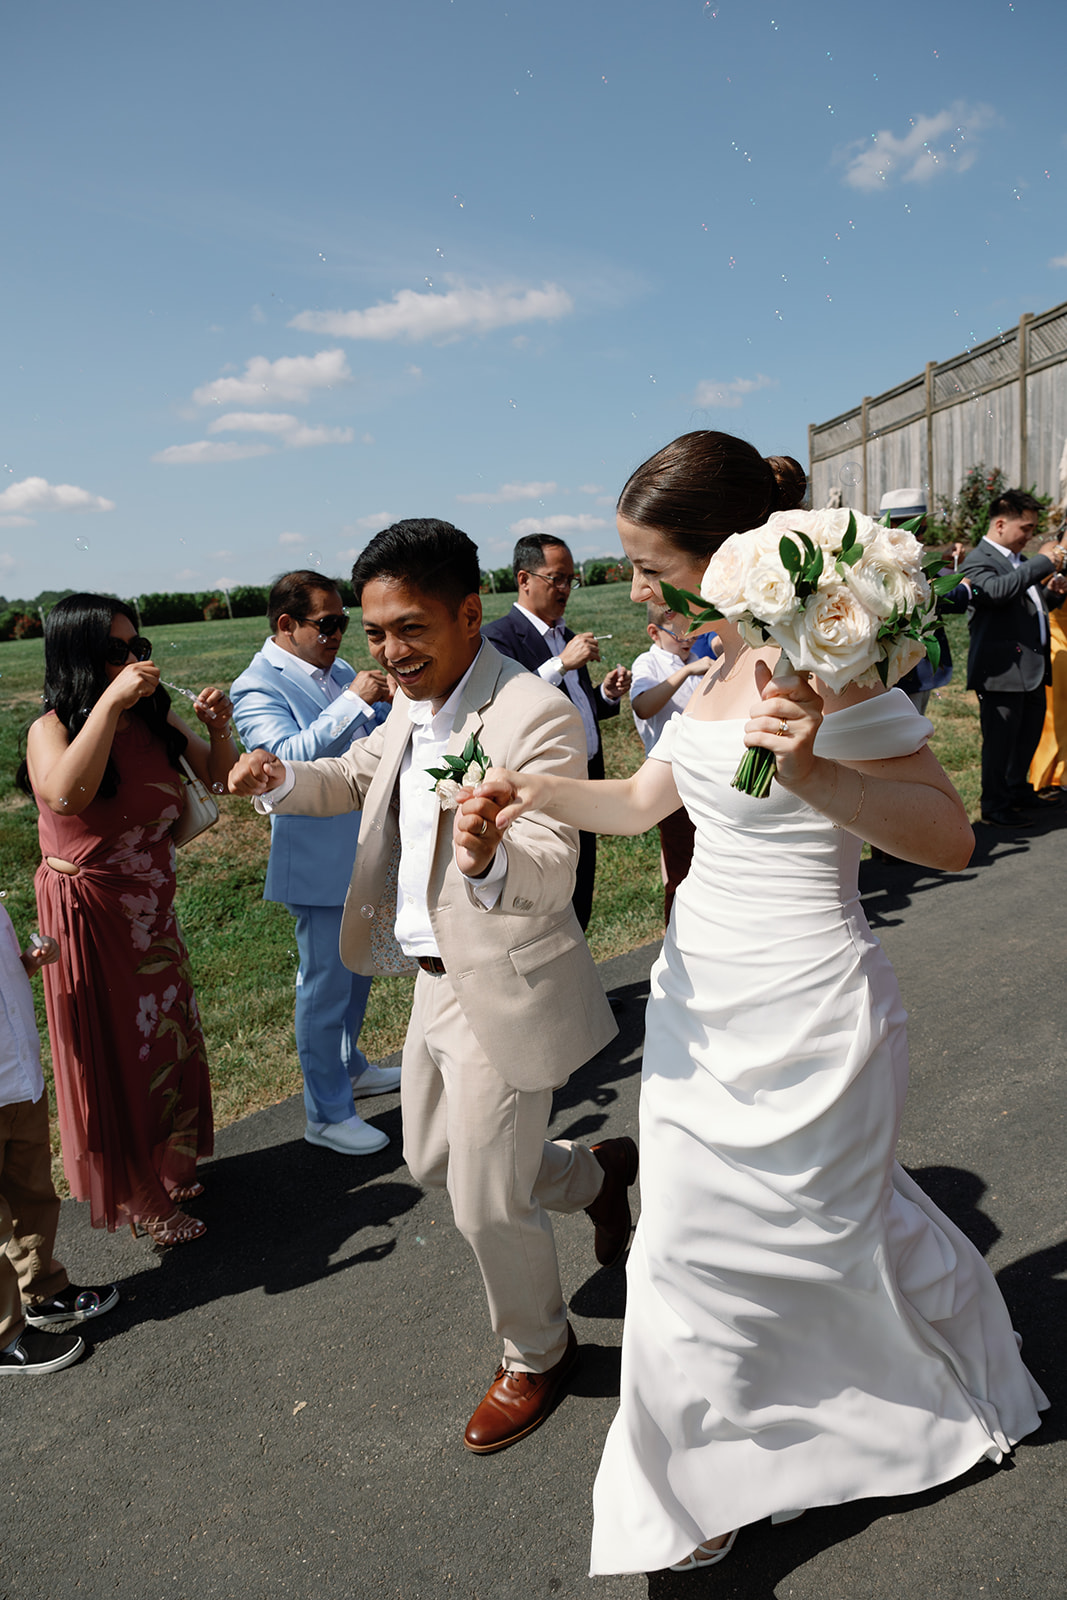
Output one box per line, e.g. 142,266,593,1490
284,902,373,1126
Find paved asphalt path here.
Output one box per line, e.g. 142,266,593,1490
3,814,1064,1600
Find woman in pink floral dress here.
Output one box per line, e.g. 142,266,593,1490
22,595,238,1244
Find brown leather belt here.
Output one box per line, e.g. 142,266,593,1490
417,956,446,975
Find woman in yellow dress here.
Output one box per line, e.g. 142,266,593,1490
1030,522,1067,791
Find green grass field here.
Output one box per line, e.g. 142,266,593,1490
0,588,980,1189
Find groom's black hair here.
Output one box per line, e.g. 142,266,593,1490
350,519,482,613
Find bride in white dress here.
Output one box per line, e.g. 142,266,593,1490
468,432,1047,1576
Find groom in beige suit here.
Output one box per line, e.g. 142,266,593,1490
229,519,637,1453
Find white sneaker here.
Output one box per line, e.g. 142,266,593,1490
305,1115,389,1155
350,1061,402,1097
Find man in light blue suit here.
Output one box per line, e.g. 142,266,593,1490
231,570,400,1155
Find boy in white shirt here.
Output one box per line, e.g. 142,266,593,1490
629,604,712,924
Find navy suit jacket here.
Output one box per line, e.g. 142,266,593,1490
961,542,1062,694
481,606,618,776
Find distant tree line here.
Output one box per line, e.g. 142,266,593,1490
0,558,632,643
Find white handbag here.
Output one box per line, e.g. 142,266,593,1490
171,755,219,848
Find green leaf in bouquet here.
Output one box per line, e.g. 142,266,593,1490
806,546,824,586
836,542,864,569
425,765,453,781
660,580,722,625
460,733,477,765
842,510,858,549
779,536,801,575
900,515,925,533
930,569,965,596
925,634,941,673
876,655,890,686
796,531,817,563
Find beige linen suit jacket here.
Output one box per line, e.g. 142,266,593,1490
270,643,617,1092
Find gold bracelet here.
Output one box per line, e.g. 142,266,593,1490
836,772,865,829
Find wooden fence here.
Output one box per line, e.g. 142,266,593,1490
808,299,1067,515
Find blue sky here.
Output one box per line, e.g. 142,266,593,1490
3,0,1066,604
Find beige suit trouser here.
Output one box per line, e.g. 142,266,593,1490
401,969,604,1373
1,1093,68,1346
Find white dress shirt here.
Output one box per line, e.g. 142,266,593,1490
256,647,507,958
514,602,602,760
0,907,45,1107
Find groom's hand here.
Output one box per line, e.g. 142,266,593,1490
454,791,502,879
228,748,286,795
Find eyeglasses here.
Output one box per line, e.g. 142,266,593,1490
297,612,349,637
103,635,153,666
526,571,580,592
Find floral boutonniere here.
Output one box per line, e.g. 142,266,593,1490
426,732,492,812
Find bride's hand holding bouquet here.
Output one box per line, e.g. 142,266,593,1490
662,506,953,797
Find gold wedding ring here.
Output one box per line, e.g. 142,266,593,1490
476,817,488,836
778,719,789,738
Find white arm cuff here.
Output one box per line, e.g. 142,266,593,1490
252,760,296,813
464,843,509,909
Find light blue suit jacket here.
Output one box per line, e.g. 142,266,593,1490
230,644,389,906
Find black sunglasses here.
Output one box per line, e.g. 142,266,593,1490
297,612,349,637
103,635,153,666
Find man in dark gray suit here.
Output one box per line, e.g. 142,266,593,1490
961,490,1067,825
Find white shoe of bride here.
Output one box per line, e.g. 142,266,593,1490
770,1508,805,1525
668,1528,738,1571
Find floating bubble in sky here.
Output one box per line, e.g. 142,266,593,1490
452,193,464,208
308,550,323,568
435,247,445,258
318,252,326,261
839,462,862,489
649,374,656,384
75,537,90,551
508,399,517,408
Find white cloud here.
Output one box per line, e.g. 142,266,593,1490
578,483,605,495
0,476,115,518
192,348,351,407
153,441,273,464
458,480,558,505
290,281,573,343
207,412,353,449
1051,251,1067,269
0,551,17,573
692,374,777,409
509,514,608,539
361,433,376,445
278,531,305,547
842,102,997,190
340,512,398,537
175,567,200,580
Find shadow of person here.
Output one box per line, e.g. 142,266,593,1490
550,975,651,1123
903,1164,1001,1259
995,1236,1067,1445
641,1458,1002,1597
83,1116,424,1340
859,857,977,929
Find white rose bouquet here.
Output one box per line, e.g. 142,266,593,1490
426,732,492,811
662,507,958,798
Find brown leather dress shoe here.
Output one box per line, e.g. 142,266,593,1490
463,1325,580,1454
585,1136,639,1267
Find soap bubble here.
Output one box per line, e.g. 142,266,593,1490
75,537,90,552
507,399,517,408
308,550,323,568
839,463,862,489
211,782,225,795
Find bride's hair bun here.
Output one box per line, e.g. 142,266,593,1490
765,455,807,513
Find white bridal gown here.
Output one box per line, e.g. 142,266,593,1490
590,692,1046,1576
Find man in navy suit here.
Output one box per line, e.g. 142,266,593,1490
231,571,400,1154
482,535,630,930
961,492,1067,825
